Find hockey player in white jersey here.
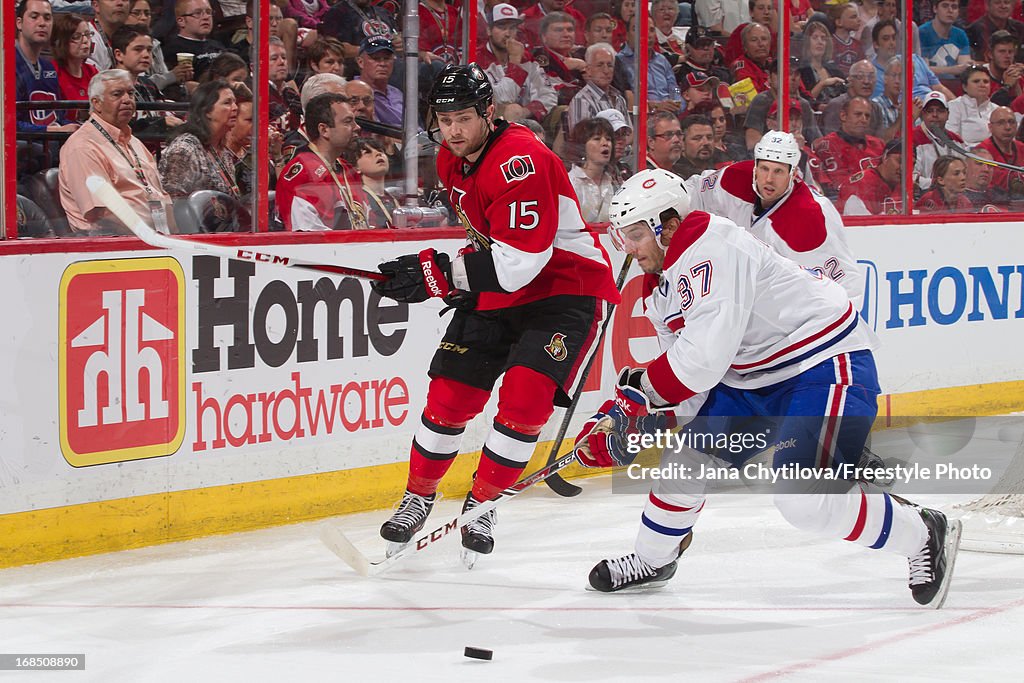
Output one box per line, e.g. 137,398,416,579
683,131,863,307
574,169,961,608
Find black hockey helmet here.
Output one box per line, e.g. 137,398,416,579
428,63,493,117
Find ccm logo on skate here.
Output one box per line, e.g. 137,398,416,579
500,155,535,182
59,257,186,467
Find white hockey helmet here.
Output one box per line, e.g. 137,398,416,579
607,168,690,251
754,130,801,168
753,130,801,200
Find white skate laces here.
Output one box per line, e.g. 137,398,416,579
390,491,435,528
907,542,934,586
605,553,658,588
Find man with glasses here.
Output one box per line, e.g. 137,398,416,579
646,111,684,170
978,105,1024,197
58,69,173,234
675,25,730,88
566,43,627,131
822,59,883,137
162,0,225,85
355,35,402,127
87,0,129,70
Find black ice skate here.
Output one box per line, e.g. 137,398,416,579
908,508,962,609
856,446,895,489
380,490,436,557
588,533,693,593
460,493,496,569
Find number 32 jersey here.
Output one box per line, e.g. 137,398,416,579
641,212,878,404
436,120,620,311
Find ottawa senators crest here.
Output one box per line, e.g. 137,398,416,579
544,332,568,362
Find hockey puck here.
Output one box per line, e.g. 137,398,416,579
464,647,493,661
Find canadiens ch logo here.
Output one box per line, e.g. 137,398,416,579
544,332,568,362
501,155,536,183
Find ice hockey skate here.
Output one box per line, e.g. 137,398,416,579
460,493,496,570
588,533,693,592
908,507,962,609
379,490,436,557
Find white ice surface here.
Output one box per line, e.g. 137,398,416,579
2,474,1023,683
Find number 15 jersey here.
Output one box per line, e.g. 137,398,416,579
436,120,620,311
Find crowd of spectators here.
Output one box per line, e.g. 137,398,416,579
14,0,1024,238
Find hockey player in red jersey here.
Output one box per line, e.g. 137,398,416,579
371,64,620,565
572,169,961,608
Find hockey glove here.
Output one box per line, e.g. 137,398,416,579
373,249,454,304
573,400,668,468
614,367,674,416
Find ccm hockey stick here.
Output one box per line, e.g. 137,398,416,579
544,254,634,497
85,176,386,281
920,126,1024,174
319,451,580,576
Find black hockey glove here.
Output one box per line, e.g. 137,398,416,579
373,249,454,304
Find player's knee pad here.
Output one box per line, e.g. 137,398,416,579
494,366,557,436
424,376,490,429
773,492,840,535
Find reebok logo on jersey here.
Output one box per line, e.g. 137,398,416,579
500,155,535,183
544,332,568,361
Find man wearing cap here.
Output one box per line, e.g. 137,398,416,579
978,105,1024,196
912,90,965,190
743,58,819,150
681,70,719,112
839,139,903,215
320,0,399,78
356,35,403,127
566,42,627,131
477,3,556,122
672,114,716,179
676,26,731,87
811,96,886,198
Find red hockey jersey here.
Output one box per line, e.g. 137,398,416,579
436,121,620,310
276,145,369,231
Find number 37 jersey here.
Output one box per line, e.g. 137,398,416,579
642,212,878,404
436,121,620,310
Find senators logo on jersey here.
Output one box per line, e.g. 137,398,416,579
501,155,536,183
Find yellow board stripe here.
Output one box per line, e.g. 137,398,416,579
3,380,1024,569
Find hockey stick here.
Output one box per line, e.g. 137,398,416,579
85,176,386,281
920,126,1024,174
543,254,634,497
319,450,580,576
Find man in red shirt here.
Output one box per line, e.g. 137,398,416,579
839,138,903,215
521,0,586,48
811,96,885,198
372,64,619,566
276,92,368,230
977,104,1024,195
730,22,772,94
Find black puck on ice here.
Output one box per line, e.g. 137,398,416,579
464,646,493,661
